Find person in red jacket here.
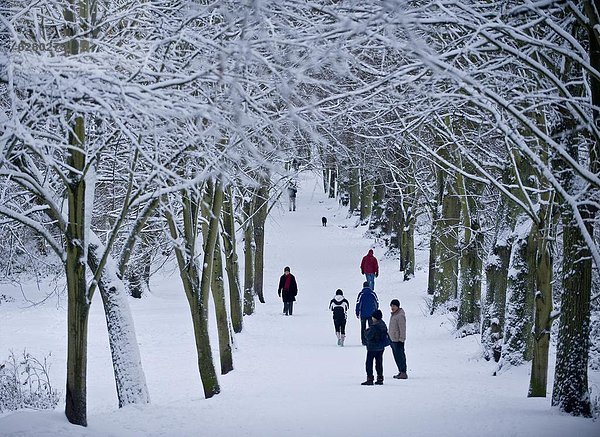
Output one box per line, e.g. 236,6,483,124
360,249,379,291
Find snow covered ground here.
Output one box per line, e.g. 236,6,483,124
1,171,598,436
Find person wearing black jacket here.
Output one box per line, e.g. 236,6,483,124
361,309,390,386
278,266,298,315
329,289,350,346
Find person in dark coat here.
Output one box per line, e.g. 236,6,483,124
361,309,389,386
360,249,379,291
329,289,349,346
355,281,379,346
278,266,298,315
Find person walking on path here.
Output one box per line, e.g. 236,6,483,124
287,183,297,211
329,289,349,346
361,309,390,386
389,299,408,379
360,249,379,291
278,266,298,315
355,281,379,346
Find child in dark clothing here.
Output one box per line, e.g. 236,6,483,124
361,309,390,385
329,289,349,346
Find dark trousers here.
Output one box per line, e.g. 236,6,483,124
283,301,294,315
390,341,407,372
334,318,346,335
360,317,373,345
365,349,384,377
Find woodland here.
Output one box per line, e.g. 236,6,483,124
0,0,599,426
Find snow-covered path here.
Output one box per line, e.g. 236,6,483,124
1,171,598,436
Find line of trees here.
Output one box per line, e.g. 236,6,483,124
1,0,598,426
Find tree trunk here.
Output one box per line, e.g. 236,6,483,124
551,212,592,415
528,230,553,397
426,221,437,296
328,167,337,198
551,9,598,413
87,235,150,407
360,175,374,225
457,175,484,335
125,248,152,299
369,179,385,231
349,167,360,215
481,198,513,362
400,184,416,280
164,184,220,399
242,192,255,315
64,112,89,426
201,182,233,375
499,213,536,369
431,167,461,313
196,178,224,396
62,2,91,425
222,186,243,333
329,164,337,199
210,234,234,375
252,176,269,303
118,198,160,298
456,222,483,335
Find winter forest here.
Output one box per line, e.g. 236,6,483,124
1,0,600,435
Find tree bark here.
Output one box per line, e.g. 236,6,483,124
211,233,234,374
399,181,416,281
528,229,553,397
551,212,592,415
360,174,374,225
328,166,337,198
202,181,233,375
222,186,243,333
164,183,221,399
481,194,514,362
550,3,598,414
431,165,461,313
369,178,385,231
499,213,536,369
87,235,150,407
349,167,360,215
242,191,255,315
457,174,484,335
252,175,269,303
64,113,89,426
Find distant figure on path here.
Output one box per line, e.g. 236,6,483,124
361,309,389,386
329,289,349,346
278,266,298,316
321,216,327,226
360,249,379,291
287,183,297,211
355,281,379,346
389,299,408,379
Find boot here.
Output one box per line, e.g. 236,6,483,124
375,375,384,385
336,332,341,346
393,372,408,379
340,335,345,347
361,376,374,386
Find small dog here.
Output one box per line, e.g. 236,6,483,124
322,217,327,227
